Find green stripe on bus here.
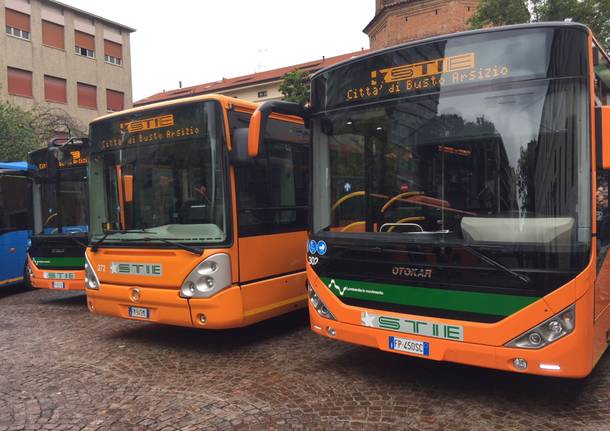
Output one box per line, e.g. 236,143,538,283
321,277,539,317
32,257,85,268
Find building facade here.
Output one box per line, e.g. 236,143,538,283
0,0,134,133
364,0,480,50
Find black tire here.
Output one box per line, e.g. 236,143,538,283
22,261,33,290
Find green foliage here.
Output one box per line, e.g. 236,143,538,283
533,0,610,46
0,102,39,162
470,0,610,47
468,0,530,29
279,69,311,105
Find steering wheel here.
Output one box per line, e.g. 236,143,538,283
44,212,58,227
380,191,424,214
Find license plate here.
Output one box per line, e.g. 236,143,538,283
389,336,429,356
128,306,150,319
52,281,65,289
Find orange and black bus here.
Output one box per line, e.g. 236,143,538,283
249,23,610,377
84,94,309,328
26,140,89,290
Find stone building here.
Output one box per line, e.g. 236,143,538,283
364,0,480,50
0,0,135,134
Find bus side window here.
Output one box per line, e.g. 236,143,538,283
0,175,31,235
593,42,610,106
235,120,309,237
597,170,610,270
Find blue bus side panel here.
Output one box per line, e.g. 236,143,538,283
0,230,29,287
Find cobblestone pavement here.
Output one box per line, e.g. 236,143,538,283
0,287,608,431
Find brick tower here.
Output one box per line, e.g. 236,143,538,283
364,0,481,50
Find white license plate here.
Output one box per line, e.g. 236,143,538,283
52,281,65,289
389,336,429,356
128,306,150,319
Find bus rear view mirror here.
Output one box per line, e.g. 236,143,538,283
247,101,309,158
597,106,610,169
123,175,133,203
230,128,252,165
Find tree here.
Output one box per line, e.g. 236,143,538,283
533,0,610,47
0,103,39,162
278,69,310,105
30,107,87,143
468,0,530,29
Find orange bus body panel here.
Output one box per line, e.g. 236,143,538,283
308,266,597,378
27,256,85,291
238,231,307,282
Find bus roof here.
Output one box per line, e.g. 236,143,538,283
311,21,590,80
0,161,27,171
90,94,258,125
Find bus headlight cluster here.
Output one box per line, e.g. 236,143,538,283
180,254,231,299
308,282,336,321
506,304,575,349
84,255,100,290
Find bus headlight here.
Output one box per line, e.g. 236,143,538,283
505,304,575,349
308,282,336,321
84,255,100,290
180,254,231,299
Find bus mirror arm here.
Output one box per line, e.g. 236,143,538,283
247,101,309,158
596,106,610,169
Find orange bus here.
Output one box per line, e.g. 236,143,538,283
249,23,610,377
84,95,310,329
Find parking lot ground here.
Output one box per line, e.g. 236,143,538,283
0,287,608,431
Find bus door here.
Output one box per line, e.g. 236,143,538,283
0,169,32,286
230,111,310,320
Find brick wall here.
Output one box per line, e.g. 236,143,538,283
366,0,481,50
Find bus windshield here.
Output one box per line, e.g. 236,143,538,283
88,101,228,245
37,168,88,235
312,27,592,275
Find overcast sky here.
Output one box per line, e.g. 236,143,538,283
61,0,374,102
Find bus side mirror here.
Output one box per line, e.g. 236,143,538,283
123,175,133,203
597,106,610,169
247,101,309,158
230,128,252,165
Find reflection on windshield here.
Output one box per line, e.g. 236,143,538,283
314,78,590,249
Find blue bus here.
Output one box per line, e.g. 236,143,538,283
0,162,32,288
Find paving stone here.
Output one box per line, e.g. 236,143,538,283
0,287,608,430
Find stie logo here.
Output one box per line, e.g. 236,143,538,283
111,262,162,276
120,114,174,133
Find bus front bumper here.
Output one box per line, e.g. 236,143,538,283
28,258,85,291
86,283,246,329
308,301,594,378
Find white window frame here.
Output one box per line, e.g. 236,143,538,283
75,46,95,59
104,54,122,66
6,25,30,41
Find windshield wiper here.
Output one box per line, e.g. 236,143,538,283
461,245,531,285
91,228,156,252
67,236,88,249
121,237,204,256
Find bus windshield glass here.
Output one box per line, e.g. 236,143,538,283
311,26,591,273
37,168,88,234
88,101,228,245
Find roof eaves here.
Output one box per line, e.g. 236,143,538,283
44,0,136,32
